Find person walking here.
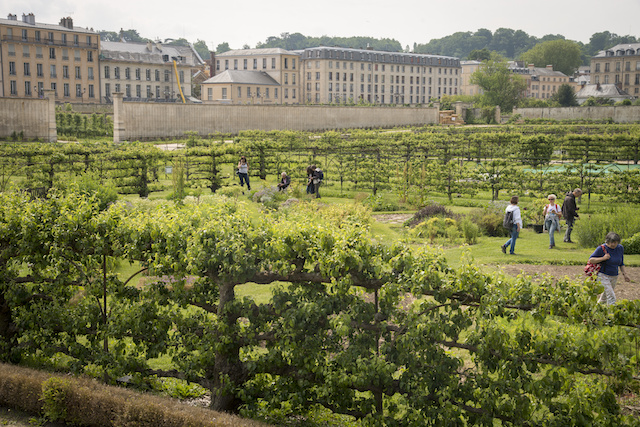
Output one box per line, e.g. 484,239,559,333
588,232,631,305
237,156,251,193
501,196,523,255
562,188,582,243
543,194,562,249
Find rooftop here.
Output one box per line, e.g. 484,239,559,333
203,70,280,85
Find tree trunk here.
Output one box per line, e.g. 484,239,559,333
209,282,244,412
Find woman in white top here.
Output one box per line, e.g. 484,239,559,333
501,196,523,255
543,194,562,249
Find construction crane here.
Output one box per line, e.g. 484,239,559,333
172,57,186,103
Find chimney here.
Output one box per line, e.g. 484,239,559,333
546,64,553,70
209,51,215,77
59,17,73,29
7,14,17,20
22,13,36,24
146,41,153,51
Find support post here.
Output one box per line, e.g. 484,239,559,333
113,92,125,143
43,89,57,142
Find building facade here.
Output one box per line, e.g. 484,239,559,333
0,13,100,102
509,63,572,99
204,47,461,105
590,43,640,98
100,41,203,103
207,48,301,104
460,60,483,96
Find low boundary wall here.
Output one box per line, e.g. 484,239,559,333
112,93,439,142
512,106,640,123
0,91,56,141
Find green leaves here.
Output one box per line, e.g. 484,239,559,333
2,192,640,424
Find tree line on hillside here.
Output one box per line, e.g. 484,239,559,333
99,27,637,70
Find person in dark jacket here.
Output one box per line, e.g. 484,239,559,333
561,188,582,243
277,172,290,191
312,167,323,198
306,165,316,195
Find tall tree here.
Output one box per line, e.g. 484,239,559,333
470,54,527,112
519,39,582,76
553,84,578,107
216,42,231,54
193,40,210,60
468,48,491,61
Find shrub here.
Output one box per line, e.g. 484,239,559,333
0,363,264,427
623,232,640,255
460,218,480,245
361,194,399,212
41,377,71,422
574,206,640,248
468,201,510,237
405,202,456,227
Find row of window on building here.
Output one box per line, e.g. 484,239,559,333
5,27,95,47
211,86,294,101
594,61,640,72
105,83,184,99
217,57,296,71
6,43,95,62
8,61,95,79
103,66,184,83
9,80,95,98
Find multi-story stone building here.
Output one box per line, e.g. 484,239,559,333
509,63,572,100
204,48,298,103
99,40,203,103
590,43,640,98
0,13,100,102
460,60,483,96
203,46,461,105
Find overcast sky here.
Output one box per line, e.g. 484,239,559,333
5,0,640,51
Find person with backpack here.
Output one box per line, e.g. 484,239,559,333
312,166,324,199
543,194,562,249
561,188,581,243
588,232,630,305
501,196,522,255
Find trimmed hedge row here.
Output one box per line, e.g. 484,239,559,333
0,363,268,427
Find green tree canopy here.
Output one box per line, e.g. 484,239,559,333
519,39,582,76
256,33,402,52
553,84,578,107
193,40,210,60
468,48,491,61
470,54,527,112
216,42,231,54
